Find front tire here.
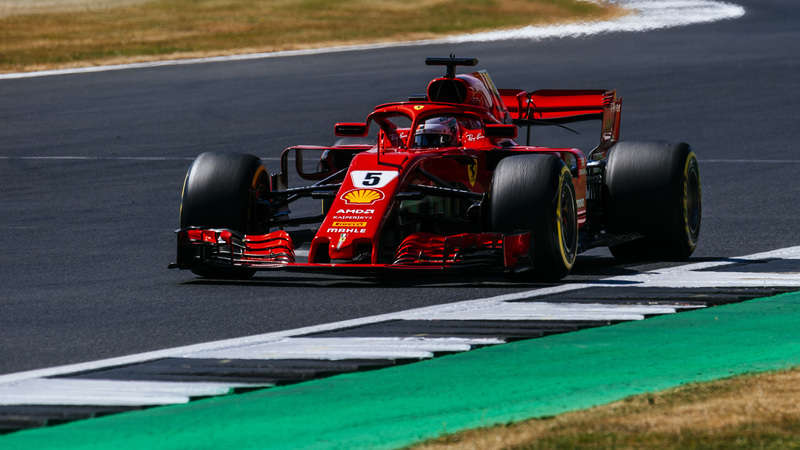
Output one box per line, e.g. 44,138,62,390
604,141,701,261
490,154,578,281
180,151,270,278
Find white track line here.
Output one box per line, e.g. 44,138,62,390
0,379,235,406
185,337,500,361
445,0,745,42
409,302,697,322
0,0,745,80
611,271,800,288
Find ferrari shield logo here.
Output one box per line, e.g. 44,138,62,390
467,157,478,187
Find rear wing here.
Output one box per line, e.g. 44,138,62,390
499,89,622,157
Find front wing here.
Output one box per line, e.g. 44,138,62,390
170,228,532,275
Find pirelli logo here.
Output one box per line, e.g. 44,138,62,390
332,221,367,227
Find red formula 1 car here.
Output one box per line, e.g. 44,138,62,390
170,57,701,281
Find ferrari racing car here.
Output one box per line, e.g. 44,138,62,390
170,57,701,281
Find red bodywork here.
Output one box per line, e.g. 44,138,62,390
173,60,622,275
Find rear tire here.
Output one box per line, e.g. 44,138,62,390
490,154,578,281
180,151,270,278
604,141,701,261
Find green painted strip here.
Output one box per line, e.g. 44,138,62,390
3,292,800,449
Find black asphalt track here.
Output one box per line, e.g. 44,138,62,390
1,0,798,374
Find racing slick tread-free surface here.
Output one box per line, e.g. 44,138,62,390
179,151,268,233
490,154,578,280
604,141,701,260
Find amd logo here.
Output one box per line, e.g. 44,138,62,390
335,209,375,214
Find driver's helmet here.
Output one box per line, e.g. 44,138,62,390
414,117,459,148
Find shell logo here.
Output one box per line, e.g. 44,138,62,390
341,189,384,205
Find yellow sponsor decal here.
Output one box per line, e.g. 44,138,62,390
332,221,367,227
467,157,478,187
414,105,425,110
341,189,384,205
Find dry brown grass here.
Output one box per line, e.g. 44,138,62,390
413,367,800,449
0,0,627,73
0,0,152,17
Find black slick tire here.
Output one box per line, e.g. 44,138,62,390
604,141,701,261
180,151,270,278
490,154,578,281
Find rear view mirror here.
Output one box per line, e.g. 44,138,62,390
334,123,369,137
280,146,364,182
485,124,518,139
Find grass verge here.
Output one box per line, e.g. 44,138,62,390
0,0,625,73
413,367,800,449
